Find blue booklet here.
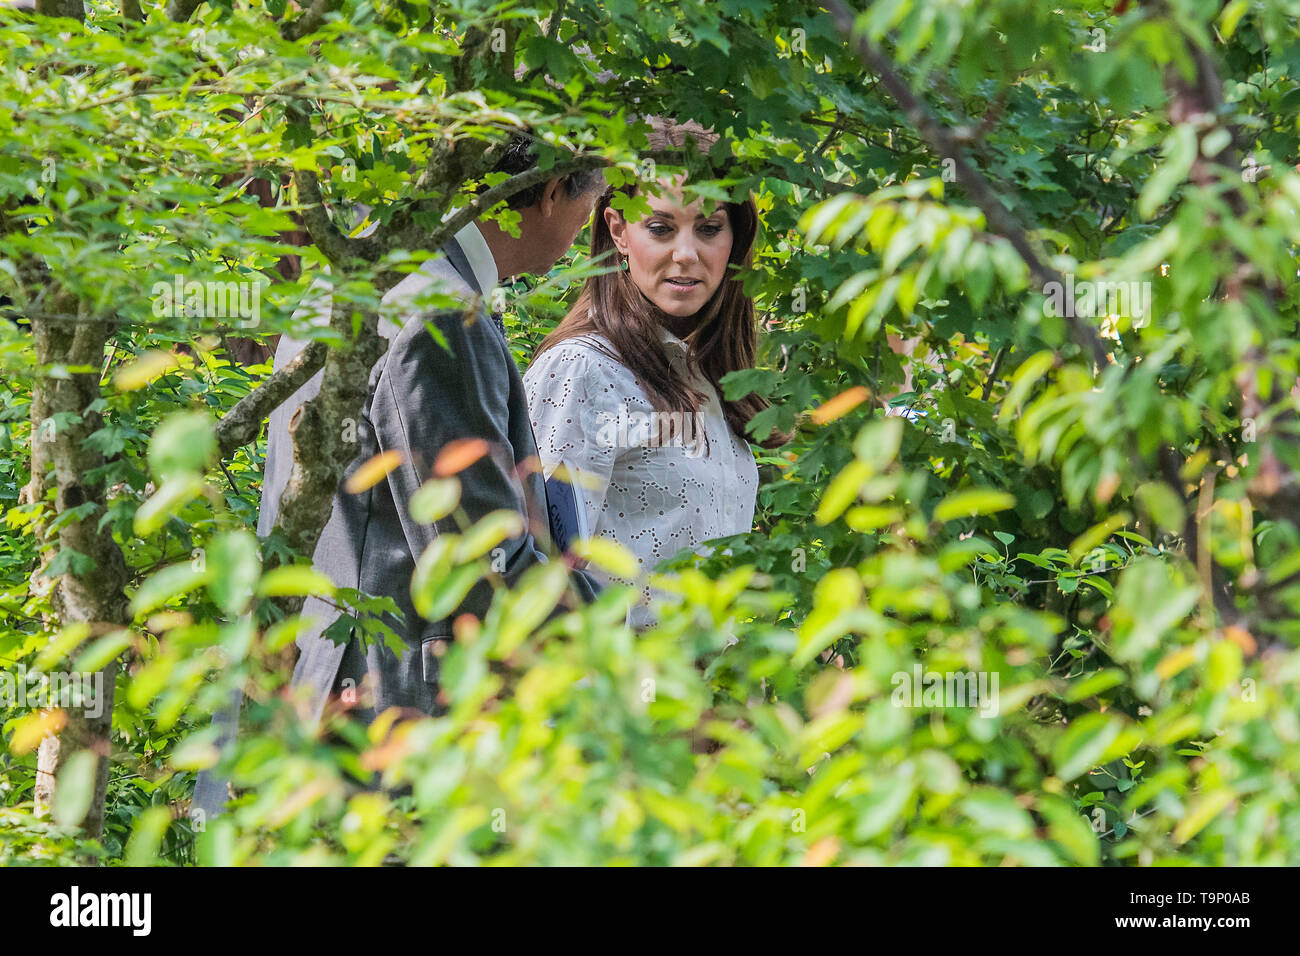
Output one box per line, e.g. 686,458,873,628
545,466,590,554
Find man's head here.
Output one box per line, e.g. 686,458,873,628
476,134,608,279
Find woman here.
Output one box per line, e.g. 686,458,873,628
524,119,781,628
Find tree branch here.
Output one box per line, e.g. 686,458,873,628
165,0,204,22
294,153,610,291
215,340,327,459
824,0,1110,368
35,0,85,20
281,0,339,41
376,154,610,288
217,154,611,466
292,167,375,266
270,295,384,564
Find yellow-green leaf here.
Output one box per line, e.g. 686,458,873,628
1054,712,1122,781
256,565,335,598
933,488,1016,523
409,477,462,523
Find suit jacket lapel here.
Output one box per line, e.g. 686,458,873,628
440,236,479,295
440,234,508,338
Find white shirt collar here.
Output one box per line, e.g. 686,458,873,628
452,220,499,303
348,204,498,304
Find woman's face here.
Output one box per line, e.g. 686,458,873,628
604,177,734,320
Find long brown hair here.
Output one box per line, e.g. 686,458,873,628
533,120,784,450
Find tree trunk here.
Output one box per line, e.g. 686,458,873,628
30,308,129,840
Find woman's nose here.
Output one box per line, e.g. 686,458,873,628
672,239,699,264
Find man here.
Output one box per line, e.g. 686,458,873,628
193,137,607,818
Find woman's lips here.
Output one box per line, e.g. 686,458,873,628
665,277,701,289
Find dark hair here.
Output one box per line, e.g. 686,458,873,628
490,132,608,210
533,118,785,450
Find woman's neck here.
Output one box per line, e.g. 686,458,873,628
661,313,700,342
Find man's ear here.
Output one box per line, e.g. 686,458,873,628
604,205,627,254
537,177,564,218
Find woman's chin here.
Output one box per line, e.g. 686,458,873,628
651,297,701,318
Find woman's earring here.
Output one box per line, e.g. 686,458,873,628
620,252,629,271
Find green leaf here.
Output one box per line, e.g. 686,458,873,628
411,536,485,622
1039,795,1100,865
409,478,462,523
206,530,261,615
572,537,639,578
852,774,914,840
1173,789,1233,844
71,630,133,672
815,459,871,525
133,474,207,537
1068,513,1131,565
40,547,96,579
219,617,257,664
492,561,569,658
148,411,216,480
52,750,99,828
933,488,1017,523
1134,481,1185,534
1137,125,1197,220
454,510,526,562
1111,560,1201,661
852,416,903,470
256,565,335,598
124,806,173,867
131,562,210,617
34,623,92,672
1054,713,1123,781
960,789,1034,838
997,351,1054,425
1065,669,1126,702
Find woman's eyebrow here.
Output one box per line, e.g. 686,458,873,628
648,206,724,219
644,207,726,224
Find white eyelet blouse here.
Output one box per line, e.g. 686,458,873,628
523,324,759,628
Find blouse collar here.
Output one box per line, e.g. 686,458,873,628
657,323,691,353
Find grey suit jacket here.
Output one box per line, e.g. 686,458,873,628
262,236,601,725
